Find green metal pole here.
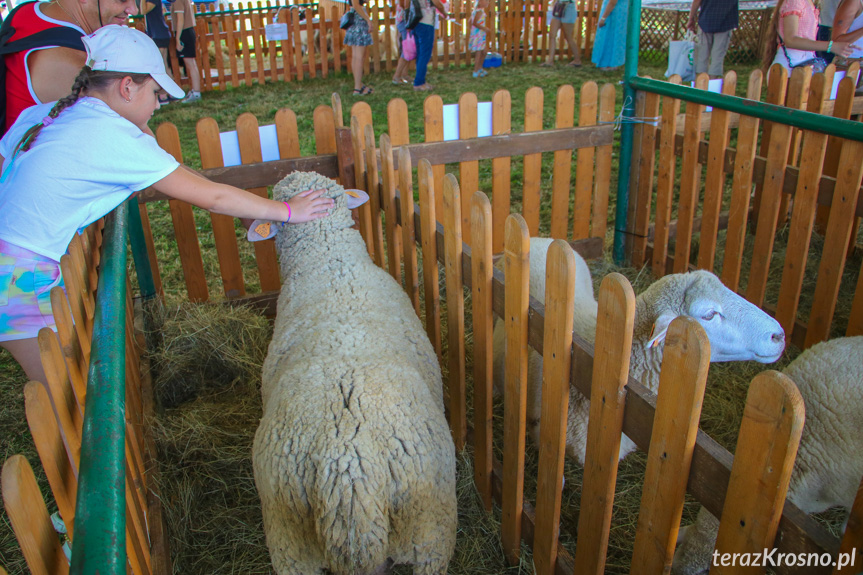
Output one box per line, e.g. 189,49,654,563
127,197,157,299
612,0,643,264
70,206,128,575
630,75,863,142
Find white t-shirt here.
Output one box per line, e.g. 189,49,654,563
0,98,180,261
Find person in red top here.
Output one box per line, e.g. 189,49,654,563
1,0,139,133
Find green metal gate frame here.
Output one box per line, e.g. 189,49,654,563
612,2,863,263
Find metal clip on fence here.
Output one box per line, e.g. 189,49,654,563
600,95,660,131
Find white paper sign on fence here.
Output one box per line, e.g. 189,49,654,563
442,101,494,141
265,22,288,41
690,78,723,113
220,124,281,167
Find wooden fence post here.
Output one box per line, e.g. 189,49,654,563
775,73,830,336
492,89,512,253
697,71,736,272
459,92,479,246
533,240,577,575
629,89,660,268
443,174,467,451
673,73,708,273
158,123,210,302
501,214,530,566
630,317,710,574
834,476,863,574
550,85,575,241
379,133,404,283
470,191,494,511
573,273,636,575
418,159,443,363
398,147,421,315
523,87,544,236
721,70,763,292
574,82,597,240
363,124,386,269
712,371,804,574
651,76,682,278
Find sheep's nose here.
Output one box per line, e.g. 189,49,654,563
771,331,784,345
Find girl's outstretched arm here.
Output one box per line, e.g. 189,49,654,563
152,166,334,223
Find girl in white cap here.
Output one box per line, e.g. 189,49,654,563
0,25,333,382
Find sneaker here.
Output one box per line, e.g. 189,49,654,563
181,91,202,104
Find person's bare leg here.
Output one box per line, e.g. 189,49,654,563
1,338,46,384
352,45,366,91
543,18,560,65
560,21,581,65
159,46,169,73
183,56,201,93
394,56,409,81
474,50,484,73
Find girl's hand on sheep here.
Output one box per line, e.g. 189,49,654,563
284,189,334,223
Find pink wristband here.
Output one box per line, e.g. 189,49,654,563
282,201,292,223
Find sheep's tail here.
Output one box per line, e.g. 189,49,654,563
315,455,389,575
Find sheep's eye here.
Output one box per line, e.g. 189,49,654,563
702,311,719,321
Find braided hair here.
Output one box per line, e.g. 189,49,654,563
13,66,152,154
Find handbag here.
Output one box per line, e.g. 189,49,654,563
406,0,423,30
402,30,417,61
665,33,695,82
551,1,566,18
778,35,827,73
340,9,355,30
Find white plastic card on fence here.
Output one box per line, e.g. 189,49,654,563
830,70,860,100
265,22,289,41
442,101,493,141
690,78,723,113
220,124,281,167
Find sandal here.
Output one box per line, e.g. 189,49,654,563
352,85,374,96
567,60,583,67
539,61,554,67
413,83,434,91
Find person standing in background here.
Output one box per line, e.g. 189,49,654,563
687,0,738,78
539,0,582,67
167,0,201,103
590,0,627,70
412,0,449,91
817,0,843,62
0,0,138,133
142,0,173,91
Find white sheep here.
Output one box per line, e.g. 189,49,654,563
672,336,863,575
252,172,457,575
492,237,786,464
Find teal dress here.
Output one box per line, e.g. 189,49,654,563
591,0,628,68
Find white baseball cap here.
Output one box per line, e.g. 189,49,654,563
82,25,185,99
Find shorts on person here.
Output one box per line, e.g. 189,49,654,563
551,0,577,24
344,15,374,46
0,239,64,342
176,27,197,59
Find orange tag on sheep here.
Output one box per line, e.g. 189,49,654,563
255,222,272,237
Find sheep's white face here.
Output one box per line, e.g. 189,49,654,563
648,272,786,364
689,274,785,363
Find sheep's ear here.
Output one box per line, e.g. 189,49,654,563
646,312,677,349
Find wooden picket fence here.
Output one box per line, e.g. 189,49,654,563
625,65,863,350
2,218,173,574
136,83,615,302
131,0,610,93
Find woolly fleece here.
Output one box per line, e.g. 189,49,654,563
252,172,457,575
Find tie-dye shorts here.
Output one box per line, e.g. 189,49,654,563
0,239,64,342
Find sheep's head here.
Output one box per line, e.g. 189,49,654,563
642,270,785,364
272,171,355,232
